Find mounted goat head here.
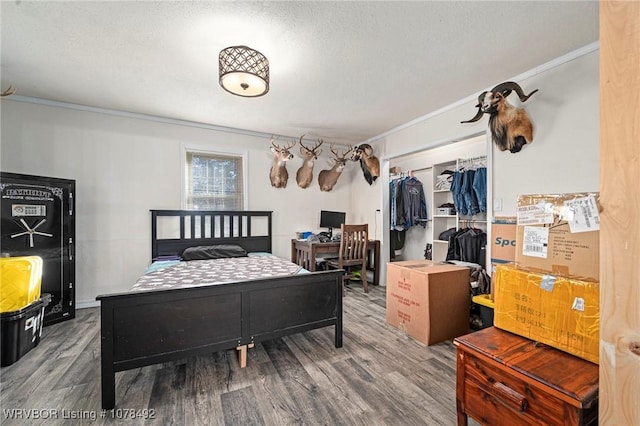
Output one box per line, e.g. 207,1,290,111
318,144,353,192
1,85,16,97
296,135,323,189
351,143,380,185
269,136,296,188
462,81,538,153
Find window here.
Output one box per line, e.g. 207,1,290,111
184,148,246,210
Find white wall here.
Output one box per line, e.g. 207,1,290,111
1,47,599,301
350,48,599,284
0,101,356,305
492,52,600,213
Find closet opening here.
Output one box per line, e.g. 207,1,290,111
387,134,490,266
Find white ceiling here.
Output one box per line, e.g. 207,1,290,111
1,1,599,144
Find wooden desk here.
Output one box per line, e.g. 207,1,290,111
291,239,381,286
454,327,598,426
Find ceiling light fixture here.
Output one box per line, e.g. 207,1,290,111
219,45,269,97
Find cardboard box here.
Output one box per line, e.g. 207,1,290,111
491,217,517,267
386,260,470,345
493,264,599,364
490,216,517,299
515,193,600,281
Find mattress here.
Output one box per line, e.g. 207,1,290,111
132,254,306,292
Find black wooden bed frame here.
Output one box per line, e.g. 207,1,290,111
97,210,343,410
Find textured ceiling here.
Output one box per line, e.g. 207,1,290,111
1,1,599,144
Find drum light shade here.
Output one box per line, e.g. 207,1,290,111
219,46,269,97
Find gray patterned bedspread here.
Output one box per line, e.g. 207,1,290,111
131,255,305,292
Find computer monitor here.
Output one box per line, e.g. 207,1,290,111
319,210,346,238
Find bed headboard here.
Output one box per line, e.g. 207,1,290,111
150,210,273,260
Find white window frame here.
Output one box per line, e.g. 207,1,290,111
181,143,249,210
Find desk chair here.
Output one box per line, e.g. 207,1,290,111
326,224,369,294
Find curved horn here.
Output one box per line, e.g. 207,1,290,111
1,85,16,97
491,81,538,102
461,105,484,123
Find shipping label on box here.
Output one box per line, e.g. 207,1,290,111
385,260,470,345
515,193,600,281
493,264,599,364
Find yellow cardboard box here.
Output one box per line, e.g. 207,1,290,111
386,260,470,345
494,263,599,363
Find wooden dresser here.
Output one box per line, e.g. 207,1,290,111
454,327,598,426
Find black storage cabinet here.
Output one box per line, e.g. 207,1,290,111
1,172,76,326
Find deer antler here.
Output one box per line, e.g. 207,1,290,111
284,138,297,150
328,144,354,162
270,135,281,149
300,136,324,155
329,144,339,157
339,145,354,158
1,85,16,97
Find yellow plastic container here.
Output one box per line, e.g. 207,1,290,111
472,294,495,329
0,256,43,313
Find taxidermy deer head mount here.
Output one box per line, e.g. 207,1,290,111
318,144,353,192
462,81,538,153
351,143,380,185
296,135,323,189
269,136,296,188
1,85,16,97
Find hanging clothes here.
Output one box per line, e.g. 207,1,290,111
389,174,428,229
461,169,480,216
390,229,406,259
389,179,398,229
450,167,487,216
402,176,428,228
389,178,406,231
456,227,487,269
451,171,466,215
472,167,487,213
445,225,487,268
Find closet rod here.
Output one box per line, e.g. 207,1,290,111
390,165,432,177
458,155,487,162
412,166,433,172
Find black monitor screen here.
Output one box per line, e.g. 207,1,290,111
319,210,345,230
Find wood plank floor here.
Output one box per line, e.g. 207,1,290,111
0,284,478,426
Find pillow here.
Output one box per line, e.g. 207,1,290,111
181,244,248,261
144,260,181,274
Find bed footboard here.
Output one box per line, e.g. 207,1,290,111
97,270,343,410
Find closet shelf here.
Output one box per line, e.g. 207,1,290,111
434,215,457,218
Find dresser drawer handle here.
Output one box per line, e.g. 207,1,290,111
492,382,528,412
